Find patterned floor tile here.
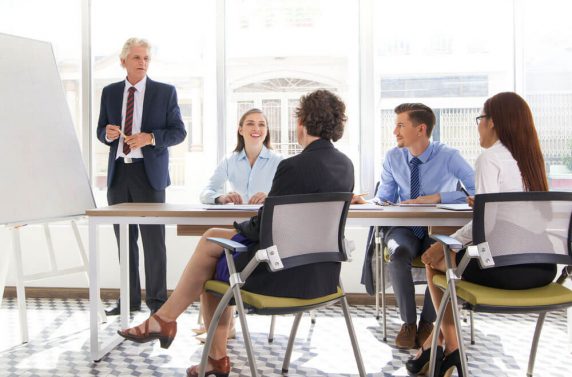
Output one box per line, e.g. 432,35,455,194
0,298,571,376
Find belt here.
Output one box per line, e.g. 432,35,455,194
118,157,144,164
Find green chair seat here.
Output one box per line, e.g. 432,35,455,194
204,280,344,311
412,256,425,269
433,273,572,311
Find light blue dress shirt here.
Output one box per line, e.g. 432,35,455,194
200,146,283,204
375,141,475,204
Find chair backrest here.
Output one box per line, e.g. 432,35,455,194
472,191,572,267
259,192,353,270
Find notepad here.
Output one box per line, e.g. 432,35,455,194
398,203,437,207
436,204,472,211
203,204,262,210
350,204,384,210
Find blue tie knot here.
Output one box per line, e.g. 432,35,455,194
410,157,422,166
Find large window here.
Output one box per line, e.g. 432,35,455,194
225,0,361,184
373,0,513,175
2,0,571,199
522,0,572,190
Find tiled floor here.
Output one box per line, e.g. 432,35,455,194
0,297,571,376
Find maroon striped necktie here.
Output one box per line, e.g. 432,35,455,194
122,86,136,155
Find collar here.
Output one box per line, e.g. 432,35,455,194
237,145,271,160
124,76,147,94
302,138,333,153
407,142,434,164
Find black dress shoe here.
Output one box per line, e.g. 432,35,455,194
406,345,443,375
105,304,141,316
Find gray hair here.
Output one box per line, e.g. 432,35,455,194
119,38,151,61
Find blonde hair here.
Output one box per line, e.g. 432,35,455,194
119,38,151,63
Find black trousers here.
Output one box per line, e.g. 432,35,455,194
107,160,167,311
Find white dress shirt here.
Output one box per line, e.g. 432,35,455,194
115,77,146,160
451,140,524,245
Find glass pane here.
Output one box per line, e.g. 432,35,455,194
522,0,572,191
0,0,81,144
92,0,216,205
226,0,360,187
373,0,514,180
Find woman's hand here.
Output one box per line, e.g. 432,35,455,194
248,192,267,204
401,193,441,204
351,195,367,204
216,192,243,204
421,242,445,270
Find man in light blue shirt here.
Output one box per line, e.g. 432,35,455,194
372,103,475,349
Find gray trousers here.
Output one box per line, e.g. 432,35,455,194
384,226,436,324
107,161,167,312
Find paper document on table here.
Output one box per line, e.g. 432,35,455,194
203,204,262,210
398,203,436,207
436,204,472,211
350,204,384,210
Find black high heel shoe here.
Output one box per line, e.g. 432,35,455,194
438,349,465,377
405,345,443,375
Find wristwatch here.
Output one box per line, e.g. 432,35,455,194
150,132,156,146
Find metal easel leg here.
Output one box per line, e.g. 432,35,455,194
12,227,29,343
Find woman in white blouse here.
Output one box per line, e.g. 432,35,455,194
406,92,556,377
200,108,283,205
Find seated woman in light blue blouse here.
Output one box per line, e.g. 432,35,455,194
200,108,283,205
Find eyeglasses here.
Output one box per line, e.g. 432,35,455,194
475,115,488,126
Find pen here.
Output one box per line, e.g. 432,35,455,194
460,186,470,197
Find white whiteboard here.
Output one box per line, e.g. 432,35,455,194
0,33,95,225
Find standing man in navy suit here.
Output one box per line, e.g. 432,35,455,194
97,38,187,315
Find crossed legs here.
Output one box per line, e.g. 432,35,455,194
121,227,237,365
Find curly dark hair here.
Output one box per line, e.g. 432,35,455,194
295,89,347,142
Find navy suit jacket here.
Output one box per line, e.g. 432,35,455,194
96,77,187,191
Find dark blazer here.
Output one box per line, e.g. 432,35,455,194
234,138,355,298
96,77,187,191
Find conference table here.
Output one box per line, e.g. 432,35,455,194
86,203,472,361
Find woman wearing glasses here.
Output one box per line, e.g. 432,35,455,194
407,92,556,377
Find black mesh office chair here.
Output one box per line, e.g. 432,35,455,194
198,193,366,377
428,191,572,377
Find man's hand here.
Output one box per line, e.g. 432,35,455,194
248,192,267,204
216,192,243,204
467,196,475,208
105,124,121,141
401,193,441,204
124,132,153,150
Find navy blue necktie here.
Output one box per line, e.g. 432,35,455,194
410,157,426,239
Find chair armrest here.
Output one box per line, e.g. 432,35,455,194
207,237,248,252
430,234,463,250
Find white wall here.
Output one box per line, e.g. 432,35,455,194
0,222,371,294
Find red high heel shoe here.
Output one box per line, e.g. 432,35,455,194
186,356,230,377
117,313,177,349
